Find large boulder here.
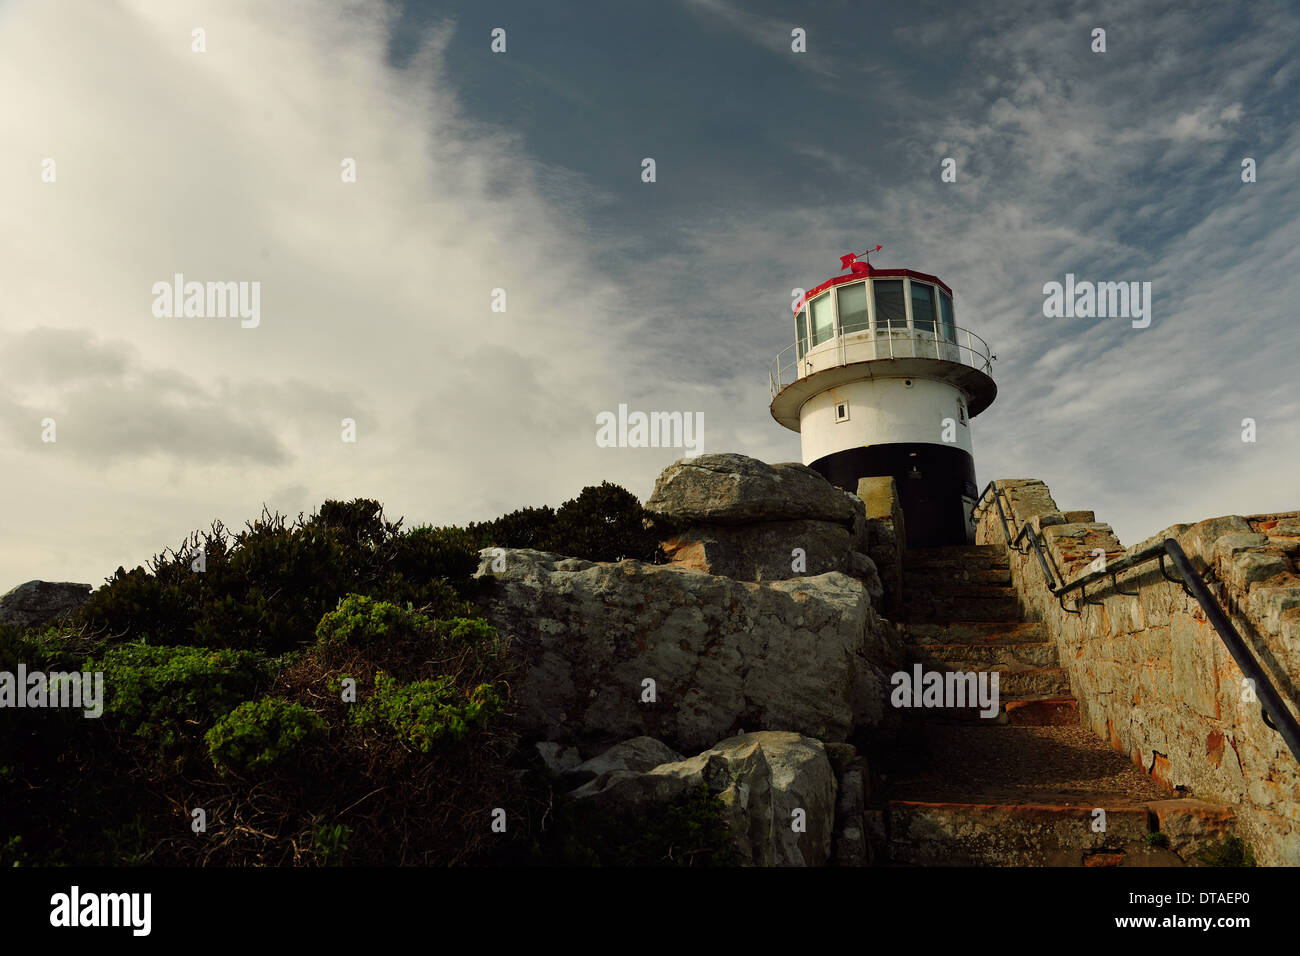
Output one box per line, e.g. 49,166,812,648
0,581,93,631
660,518,853,581
569,731,838,866
645,454,856,526
475,550,901,756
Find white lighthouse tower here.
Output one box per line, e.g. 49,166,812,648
769,247,996,546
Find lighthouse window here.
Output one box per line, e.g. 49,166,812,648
939,291,956,342
873,280,906,330
837,282,870,334
911,282,936,335
810,293,834,346
795,308,808,358
835,402,850,422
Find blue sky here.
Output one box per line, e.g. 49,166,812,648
1,0,1297,588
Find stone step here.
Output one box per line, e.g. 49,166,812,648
902,592,1023,622
911,641,1060,670
1004,696,1078,726
877,721,1237,866
903,567,1012,586
903,621,1047,644
903,545,1010,571
896,659,1069,697
907,694,1079,726
887,801,1162,866
903,583,1019,600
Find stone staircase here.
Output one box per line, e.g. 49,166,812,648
874,542,1236,866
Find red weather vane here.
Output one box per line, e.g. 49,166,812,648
840,244,882,274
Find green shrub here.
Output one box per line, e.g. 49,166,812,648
352,673,503,753
527,784,740,867
75,500,482,654
469,481,662,563
86,644,273,755
312,822,352,866
315,595,433,646
205,697,324,774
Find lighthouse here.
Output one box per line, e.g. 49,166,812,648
769,248,996,547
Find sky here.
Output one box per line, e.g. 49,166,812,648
1,0,1297,590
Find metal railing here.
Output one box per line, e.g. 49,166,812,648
769,324,994,397
972,482,1300,766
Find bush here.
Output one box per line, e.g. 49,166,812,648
86,644,273,757
515,782,741,867
76,500,482,654
315,595,433,647
205,697,325,774
471,481,662,563
352,673,503,753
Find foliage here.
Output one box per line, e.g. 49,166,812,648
469,481,663,563
1195,835,1255,867
75,499,481,654
85,644,273,758
352,673,504,753
311,822,352,866
517,781,741,867
315,594,433,647
205,697,325,774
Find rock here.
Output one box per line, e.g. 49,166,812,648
855,478,904,608
1177,516,1253,573
661,519,852,581
533,742,583,776
1214,534,1270,561
570,731,837,866
850,552,884,601
475,549,901,756
0,581,93,632
1226,552,1290,589
645,453,855,526
564,736,684,785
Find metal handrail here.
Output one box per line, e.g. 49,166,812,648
972,482,1063,590
769,324,993,397
972,483,1300,766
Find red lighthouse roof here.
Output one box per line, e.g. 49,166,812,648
796,247,953,313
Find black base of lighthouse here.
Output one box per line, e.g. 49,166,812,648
809,443,977,547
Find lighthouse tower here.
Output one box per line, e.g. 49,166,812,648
769,248,996,547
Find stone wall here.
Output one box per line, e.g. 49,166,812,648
974,478,1300,865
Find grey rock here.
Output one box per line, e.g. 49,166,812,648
564,736,684,785
661,519,853,581
645,453,855,526
571,731,837,866
533,742,583,775
0,581,93,632
476,549,901,755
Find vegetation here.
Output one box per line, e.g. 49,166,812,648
3,484,689,866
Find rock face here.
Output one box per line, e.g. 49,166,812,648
570,731,838,866
476,549,901,756
0,581,92,631
645,453,856,526
660,518,853,581
648,454,883,595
